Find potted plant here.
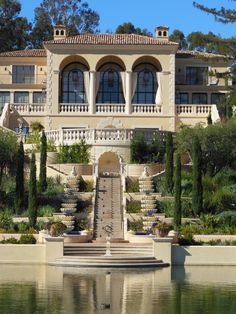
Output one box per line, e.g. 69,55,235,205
153,221,171,237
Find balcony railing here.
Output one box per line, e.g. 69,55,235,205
96,104,125,113
132,104,162,114
60,103,89,113
45,128,165,146
45,128,133,146
176,104,212,115
11,103,45,114
0,74,46,85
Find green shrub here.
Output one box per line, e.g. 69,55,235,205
212,188,236,212
126,177,139,193
79,178,94,192
0,211,14,230
17,221,30,233
0,237,19,244
159,200,174,217
128,220,143,232
19,234,36,244
126,200,141,213
25,130,41,151
50,221,67,236
38,205,55,217
217,211,236,227
58,140,90,164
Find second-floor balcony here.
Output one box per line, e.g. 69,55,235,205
11,103,45,114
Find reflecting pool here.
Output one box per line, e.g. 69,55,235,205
0,265,236,314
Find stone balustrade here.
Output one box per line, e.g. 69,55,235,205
60,103,89,113
176,104,213,115
11,103,45,114
96,104,125,113
132,104,162,114
45,128,143,146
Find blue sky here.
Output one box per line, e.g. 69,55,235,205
20,0,236,38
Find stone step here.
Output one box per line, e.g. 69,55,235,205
49,255,168,268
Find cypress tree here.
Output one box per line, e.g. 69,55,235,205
164,132,174,194
39,130,47,193
28,152,37,227
207,113,212,125
15,141,25,214
174,152,182,230
192,137,203,216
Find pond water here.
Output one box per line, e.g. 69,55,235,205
0,265,236,314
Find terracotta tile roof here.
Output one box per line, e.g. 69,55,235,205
44,33,178,45
176,49,229,59
0,49,46,57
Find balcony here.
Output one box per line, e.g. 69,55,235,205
176,104,212,115
0,74,46,86
11,103,45,114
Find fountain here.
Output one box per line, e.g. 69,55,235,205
53,166,79,232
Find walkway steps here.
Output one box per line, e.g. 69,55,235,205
64,243,153,256
50,255,168,268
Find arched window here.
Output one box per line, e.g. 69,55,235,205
61,63,87,103
132,64,157,104
96,63,124,104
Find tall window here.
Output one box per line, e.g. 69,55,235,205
0,92,10,113
211,93,225,105
14,92,29,103
33,92,46,103
192,93,207,104
61,63,87,103
96,63,124,103
132,64,157,104
175,92,189,104
186,67,208,85
12,65,35,84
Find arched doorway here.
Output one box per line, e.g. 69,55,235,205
98,152,120,176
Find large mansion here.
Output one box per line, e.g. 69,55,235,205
0,25,232,163
0,25,233,241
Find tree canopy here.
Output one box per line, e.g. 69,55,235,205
169,29,187,49
30,0,100,48
193,1,236,24
0,0,31,52
115,22,152,37
0,128,18,188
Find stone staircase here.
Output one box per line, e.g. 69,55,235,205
49,255,168,268
64,243,153,256
94,176,123,241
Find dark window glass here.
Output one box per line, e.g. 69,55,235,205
132,64,157,104
61,63,87,103
211,93,225,105
14,92,29,103
186,67,208,85
0,91,10,113
176,92,189,104
12,65,35,84
33,92,46,103
192,93,207,104
96,63,124,104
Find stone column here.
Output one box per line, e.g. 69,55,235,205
125,71,132,114
51,70,60,115
89,70,96,114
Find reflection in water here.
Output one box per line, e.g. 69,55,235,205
0,265,236,314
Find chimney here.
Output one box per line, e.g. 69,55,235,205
54,25,67,41
155,26,169,41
